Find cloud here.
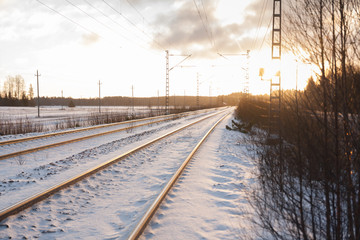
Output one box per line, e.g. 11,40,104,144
146,0,271,57
148,0,271,58
81,32,100,45
0,0,9,7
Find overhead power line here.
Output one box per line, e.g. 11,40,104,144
36,0,122,49
252,0,269,50
124,0,174,50
200,0,215,48
192,0,214,48
125,0,150,26
36,1,99,41
258,17,273,52
80,0,162,55
102,0,165,50
65,0,131,43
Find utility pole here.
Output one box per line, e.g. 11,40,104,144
183,90,186,109
173,94,176,109
209,84,212,107
131,85,135,117
165,50,192,115
35,70,41,118
197,72,200,109
61,90,64,110
98,80,102,113
157,90,160,115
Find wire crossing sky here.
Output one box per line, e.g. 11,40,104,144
0,0,309,98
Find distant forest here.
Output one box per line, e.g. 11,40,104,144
0,76,243,107
0,92,243,108
30,94,240,107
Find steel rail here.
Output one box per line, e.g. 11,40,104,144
128,111,230,240
0,111,191,146
0,117,176,161
0,109,228,222
0,109,219,161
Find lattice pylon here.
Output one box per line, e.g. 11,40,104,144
244,50,250,97
165,50,170,115
270,0,281,135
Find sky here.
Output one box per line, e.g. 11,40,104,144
0,0,311,98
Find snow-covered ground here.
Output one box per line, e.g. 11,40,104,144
141,113,258,240
0,113,184,156
0,108,259,239
0,110,216,210
0,106,164,135
0,106,152,120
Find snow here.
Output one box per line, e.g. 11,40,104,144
141,113,258,240
0,113,176,156
0,110,214,210
0,108,259,239
0,105,161,138
0,106,151,120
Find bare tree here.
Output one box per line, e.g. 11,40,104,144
239,0,360,239
14,75,25,99
3,75,26,100
3,76,15,98
28,84,34,100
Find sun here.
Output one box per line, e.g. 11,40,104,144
248,50,313,95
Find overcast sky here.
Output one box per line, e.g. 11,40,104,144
0,0,305,98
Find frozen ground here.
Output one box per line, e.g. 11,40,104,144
141,113,259,240
0,110,216,211
0,108,260,239
0,106,153,120
0,105,164,135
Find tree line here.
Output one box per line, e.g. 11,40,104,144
30,94,236,108
0,75,35,106
1,74,242,107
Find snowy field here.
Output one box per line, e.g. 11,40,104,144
0,108,260,239
0,106,162,136
0,106,153,120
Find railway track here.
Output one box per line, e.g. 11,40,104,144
0,110,208,146
0,108,230,228
128,112,229,239
0,109,219,161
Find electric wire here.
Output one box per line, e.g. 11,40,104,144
63,0,162,55
37,0,162,69
124,0,174,50
125,0,150,26
253,15,273,64
81,0,159,54
252,0,269,50
64,0,134,45
200,0,215,48
82,0,163,56
258,17,273,52
36,0,123,49
102,0,166,50
192,0,213,48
